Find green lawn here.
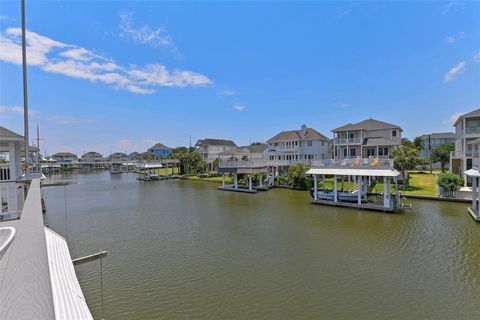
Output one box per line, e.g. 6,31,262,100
186,175,233,184
371,172,437,197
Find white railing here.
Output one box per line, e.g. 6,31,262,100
334,138,361,144
466,127,480,134
0,164,10,181
219,157,394,169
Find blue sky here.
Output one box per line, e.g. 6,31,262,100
1,1,479,155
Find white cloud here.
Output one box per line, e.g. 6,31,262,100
444,32,464,44
441,2,461,15
444,61,466,82
448,111,466,124
116,139,133,148
1,104,89,124
0,16,14,22
233,104,245,112
222,89,236,96
0,105,39,116
119,12,180,57
0,27,211,94
474,51,480,62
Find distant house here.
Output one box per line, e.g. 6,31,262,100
80,151,104,163
52,152,79,168
129,152,140,160
147,143,172,158
247,143,268,161
266,124,329,163
108,152,130,163
195,138,237,162
450,108,480,185
332,118,402,159
419,133,455,157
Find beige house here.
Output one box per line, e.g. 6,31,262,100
332,118,402,159
195,138,237,162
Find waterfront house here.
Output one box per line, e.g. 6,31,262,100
195,138,237,161
332,118,402,159
266,124,329,163
52,152,79,168
147,143,173,158
247,143,268,162
450,108,480,185
129,151,140,159
419,132,455,158
108,152,130,163
81,151,104,163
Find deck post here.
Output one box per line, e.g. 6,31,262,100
259,175,263,188
322,174,325,190
248,176,252,191
357,175,361,205
222,173,225,187
333,176,338,202
348,175,351,192
363,176,368,201
383,176,389,208
313,174,318,200
395,176,400,205
472,177,478,210
234,173,238,189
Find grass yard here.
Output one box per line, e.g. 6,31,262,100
371,172,438,197
186,175,233,184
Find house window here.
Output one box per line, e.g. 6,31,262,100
392,130,397,137
383,148,389,156
308,141,313,147
343,149,348,157
350,148,356,157
366,148,375,157
274,143,278,147
322,141,324,147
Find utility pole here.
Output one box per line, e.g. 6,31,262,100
21,0,30,178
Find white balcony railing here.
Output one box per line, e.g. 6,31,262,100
334,138,361,144
466,127,480,134
219,157,394,169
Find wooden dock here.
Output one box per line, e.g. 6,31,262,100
467,207,480,222
311,199,396,213
217,186,257,194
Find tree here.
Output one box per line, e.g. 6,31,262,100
437,173,464,197
431,143,455,172
241,155,249,161
286,163,311,190
401,138,413,149
392,146,420,186
413,136,424,151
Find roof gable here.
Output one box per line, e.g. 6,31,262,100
0,126,24,141
332,118,402,132
266,126,328,143
454,108,480,126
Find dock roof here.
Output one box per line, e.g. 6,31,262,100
0,125,24,142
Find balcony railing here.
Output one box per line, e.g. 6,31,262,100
466,127,480,134
218,157,394,169
334,138,361,144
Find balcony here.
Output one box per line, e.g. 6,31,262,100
334,138,361,144
465,127,480,134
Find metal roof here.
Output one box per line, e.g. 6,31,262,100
306,167,400,177
464,169,480,177
363,137,397,146
0,125,24,142
44,227,93,320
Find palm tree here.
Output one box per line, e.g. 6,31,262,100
392,146,419,186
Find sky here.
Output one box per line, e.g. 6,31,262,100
0,1,479,155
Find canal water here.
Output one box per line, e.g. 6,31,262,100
43,171,479,319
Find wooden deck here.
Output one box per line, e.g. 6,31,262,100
467,207,480,222
311,199,396,213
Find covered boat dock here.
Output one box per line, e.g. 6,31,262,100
217,161,269,193
465,169,480,222
306,166,401,212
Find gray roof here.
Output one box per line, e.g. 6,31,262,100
454,108,480,126
266,126,328,143
0,125,24,141
148,143,172,150
52,152,78,158
332,118,402,132
248,143,268,153
195,138,237,147
420,132,455,140
82,151,103,158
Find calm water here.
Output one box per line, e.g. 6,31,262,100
43,171,479,319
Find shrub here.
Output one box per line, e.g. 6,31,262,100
437,173,464,197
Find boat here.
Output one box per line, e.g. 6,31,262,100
310,189,367,203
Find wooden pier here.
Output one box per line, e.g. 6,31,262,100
311,198,395,213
